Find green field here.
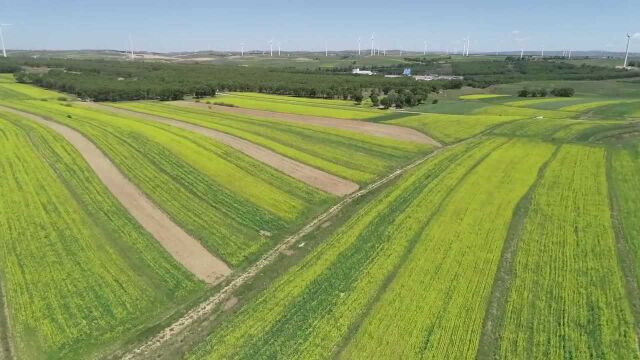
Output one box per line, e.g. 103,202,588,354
0,110,205,358
0,98,330,267
203,92,384,120
109,101,431,183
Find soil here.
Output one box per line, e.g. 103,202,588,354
172,101,441,146
0,106,231,285
84,103,360,196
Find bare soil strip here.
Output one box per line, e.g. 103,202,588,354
83,103,359,196
122,146,446,360
172,101,441,146
0,106,231,285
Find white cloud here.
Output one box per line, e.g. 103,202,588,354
632,32,640,39
512,30,520,35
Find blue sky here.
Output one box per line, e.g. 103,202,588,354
1,0,639,53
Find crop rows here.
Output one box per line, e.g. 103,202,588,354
2,99,329,266
0,111,204,359
186,137,507,359
342,139,554,359
111,101,429,183
498,145,638,359
202,92,382,119
386,113,520,143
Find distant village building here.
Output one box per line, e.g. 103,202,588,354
352,68,374,75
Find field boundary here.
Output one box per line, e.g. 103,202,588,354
83,102,359,196
0,105,231,285
606,149,640,351
122,145,447,359
172,100,442,146
476,144,560,359
0,277,13,360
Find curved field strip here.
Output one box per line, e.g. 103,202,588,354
0,83,62,100
1,99,329,267
610,145,640,300
559,100,636,112
185,138,511,359
0,111,205,358
0,105,231,283
498,145,638,359
503,97,584,108
83,102,359,196
471,104,571,119
386,113,521,144
111,101,432,183
208,92,383,120
173,100,439,145
459,94,511,100
342,139,554,359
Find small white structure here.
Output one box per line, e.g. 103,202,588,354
352,68,374,75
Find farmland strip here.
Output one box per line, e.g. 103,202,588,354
0,279,12,360
0,105,231,284
84,102,359,196
498,145,638,359
476,145,560,359
123,138,451,359
173,100,441,146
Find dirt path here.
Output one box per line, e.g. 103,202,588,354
172,101,441,146
122,146,445,360
0,106,231,285
82,103,359,196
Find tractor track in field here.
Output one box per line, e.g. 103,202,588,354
172,100,442,146
0,105,231,285
82,102,359,197
121,145,447,360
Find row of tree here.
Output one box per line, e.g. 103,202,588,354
517,87,575,98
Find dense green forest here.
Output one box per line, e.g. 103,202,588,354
1,57,449,102
0,56,635,102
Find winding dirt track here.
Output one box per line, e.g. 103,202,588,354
83,102,360,196
172,100,442,146
0,105,231,285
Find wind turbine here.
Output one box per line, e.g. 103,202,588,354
568,49,572,59
520,48,524,59
624,33,632,68
325,41,328,57
466,37,470,56
278,42,281,56
240,43,245,56
358,37,361,56
541,46,544,58
0,24,10,58
370,33,375,56
128,34,135,60
423,40,427,55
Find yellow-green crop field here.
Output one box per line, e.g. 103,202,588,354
202,92,384,120
109,101,431,183
0,110,205,358
2,72,640,360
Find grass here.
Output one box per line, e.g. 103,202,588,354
1,99,330,267
203,92,384,120
0,111,205,359
342,139,554,359
386,113,521,143
110,101,431,183
498,145,638,359
185,138,508,359
459,94,511,100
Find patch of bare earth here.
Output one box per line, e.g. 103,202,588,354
172,100,441,146
84,102,359,196
0,105,231,285
222,297,238,311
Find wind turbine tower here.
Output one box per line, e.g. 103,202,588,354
269,39,273,57
240,43,245,57
624,33,632,68
358,37,361,56
423,40,427,55
278,42,281,56
370,33,375,56
0,24,10,58
520,48,524,59
325,41,328,57
466,38,470,56
568,49,572,59
128,34,135,60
